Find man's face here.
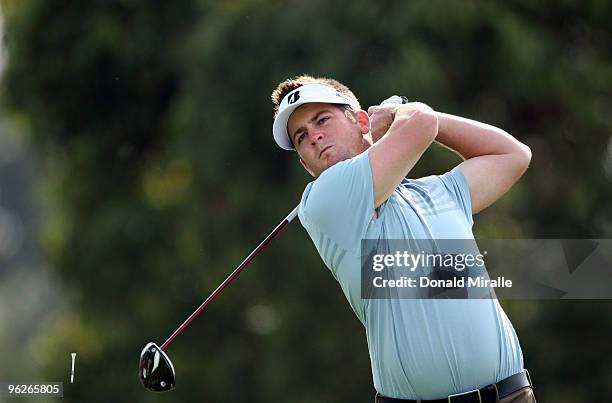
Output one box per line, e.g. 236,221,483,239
287,103,370,177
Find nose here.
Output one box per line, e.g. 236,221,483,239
306,125,324,144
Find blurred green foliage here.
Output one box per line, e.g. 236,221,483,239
1,0,611,402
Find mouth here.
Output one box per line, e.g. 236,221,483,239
319,145,333,158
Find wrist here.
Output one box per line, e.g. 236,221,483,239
395,103,435,121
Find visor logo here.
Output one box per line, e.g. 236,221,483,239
287,90,300,104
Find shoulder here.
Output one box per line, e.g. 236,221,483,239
405,167,473,224
408,167,468,190
300,151,371,214
298,151,376,249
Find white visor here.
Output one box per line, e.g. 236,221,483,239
272,83,358,150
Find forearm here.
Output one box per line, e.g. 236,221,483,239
435,112,530,159
370,104,438,207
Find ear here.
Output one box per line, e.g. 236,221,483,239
299,157,317,177
354,110,371,134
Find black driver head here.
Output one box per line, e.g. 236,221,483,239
139,342,176,392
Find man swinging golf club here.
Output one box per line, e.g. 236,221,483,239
270,75,536,403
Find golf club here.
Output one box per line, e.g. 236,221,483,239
139,205,299,392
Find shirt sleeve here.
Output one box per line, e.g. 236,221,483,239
437,166,474,226
298,151,375,254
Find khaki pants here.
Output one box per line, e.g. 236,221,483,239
499,386,537,403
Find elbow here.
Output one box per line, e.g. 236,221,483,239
517,142,532,168
422,110,440,141
510,142,532,177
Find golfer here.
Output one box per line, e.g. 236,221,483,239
270,75,535,403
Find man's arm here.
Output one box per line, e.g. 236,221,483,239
435,112,532,214
369,103,438,208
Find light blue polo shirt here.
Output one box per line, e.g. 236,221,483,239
298,150,523,400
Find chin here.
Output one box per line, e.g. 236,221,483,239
321,155,348,172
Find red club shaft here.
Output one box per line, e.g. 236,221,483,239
160,206,299,350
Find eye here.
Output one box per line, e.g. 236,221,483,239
296,132,306,145
318,116,330,125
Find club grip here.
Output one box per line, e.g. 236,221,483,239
380,95,409,105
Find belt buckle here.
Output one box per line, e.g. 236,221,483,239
447,389,481,403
